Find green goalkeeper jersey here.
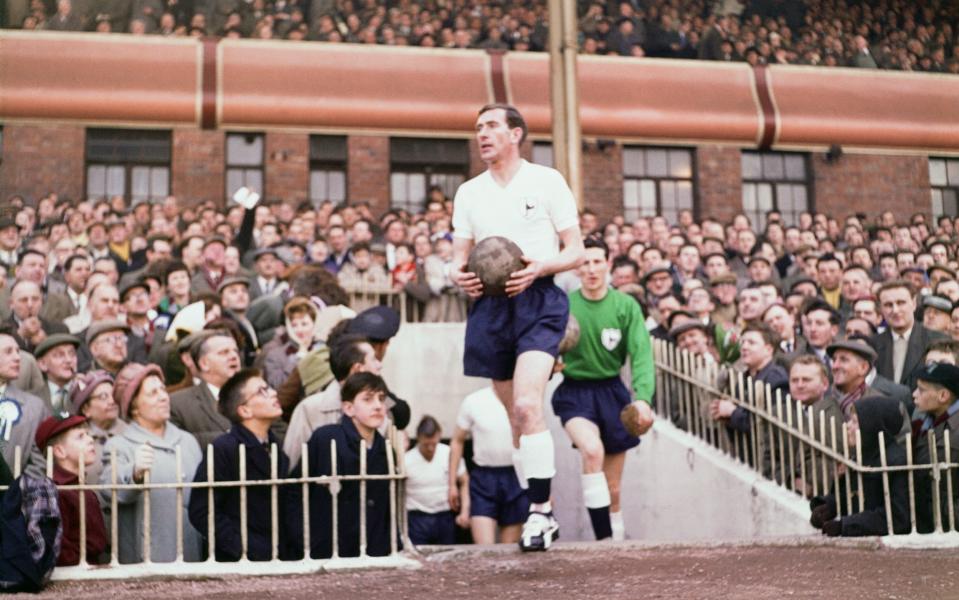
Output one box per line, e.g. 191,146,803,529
561,288,655,404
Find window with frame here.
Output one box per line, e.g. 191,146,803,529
225,133,264,201
741,151,811,229
309,135,347,207
85,129,171,203
390,137,469,213
622,146,695,225
929,157,959,218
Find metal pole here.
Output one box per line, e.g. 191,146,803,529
561,0,583,210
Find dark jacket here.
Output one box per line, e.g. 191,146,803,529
872,323,948,387
292,416,395,559
53,464,108,566
0,476,60,593
169,382,232,451
189,424,300,561
816,396,911,536
913,404,959,534
3,317,69,354
728,360,790,433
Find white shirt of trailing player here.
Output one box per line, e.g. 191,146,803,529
452,159,579,263
456,387,516,468
405,443,466,514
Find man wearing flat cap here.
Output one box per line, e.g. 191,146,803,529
86,320,131,376
192,236,229,296
912,362,959,533
826,339,881,419
35,334,80,414
249,247,287,301
921,295,953,335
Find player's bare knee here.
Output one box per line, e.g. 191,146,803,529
579,439,605,471
512,395,543,430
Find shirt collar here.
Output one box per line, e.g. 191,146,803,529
206,382,221,402
894,324,914,341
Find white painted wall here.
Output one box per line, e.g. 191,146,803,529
384,323,816,542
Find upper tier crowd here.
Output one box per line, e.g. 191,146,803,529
9,0,959,74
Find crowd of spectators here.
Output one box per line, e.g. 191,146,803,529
3,180,959,578
8,0,959,74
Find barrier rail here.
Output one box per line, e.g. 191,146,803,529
653,338,959,538
1,427,414,580
341,284,468,324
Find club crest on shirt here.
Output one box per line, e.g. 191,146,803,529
601,328,622,351
521,197,539,219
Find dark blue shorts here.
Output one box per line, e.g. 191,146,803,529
407,510,457,546
464,277,568,380
551,376,640,455
469,465,529,525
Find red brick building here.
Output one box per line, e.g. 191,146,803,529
1,122,954,229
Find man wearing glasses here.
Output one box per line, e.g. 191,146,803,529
85,320,131,377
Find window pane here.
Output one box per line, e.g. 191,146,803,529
226,134,263,166
151,167,169,199
792,185,808,212
623,148,645,177
646,149,668,177
742,183,757,211
945,189,958,217
408,173,427,209
930,159,947,186
948,160,959,186
757,183,773,211
311,171,328,202
390,173,408,204
244,170,263,194
131,166,150,201
623,180,639,221
741,153,762,179
776,183,793,211
761,153,784,180
329,171,346,202
430,173,464,201
784,155,805,180
639,180,657,214
226,169,245,198
87,165,106,198
669,150,692,178
106,165,125,197
932,189,943,217
532,143,553,167
676,181,693,209
660,180,676,212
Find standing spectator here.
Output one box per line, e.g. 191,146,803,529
912,362,959,533
337,242,391,311
189,368,299,561
169,331,241,450
34,415,108,566
850,34,878,68
34,334,80,414
259,296,320,391
100,363,203,564
218,277,260,366
85,321,131,377
293,372,396,558
5,280,70,353
77,284,149,373
0,328,49,478
70,370,124,485
405,416,467,546
873,280,948,387
698,14,728,60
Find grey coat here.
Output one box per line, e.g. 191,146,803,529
0,383,50,479
98,421,203,564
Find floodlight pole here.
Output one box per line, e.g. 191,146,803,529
548,0,584,211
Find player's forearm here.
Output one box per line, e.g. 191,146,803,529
538,241,585,277
448,436,465,489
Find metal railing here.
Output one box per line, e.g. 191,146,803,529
342,284,468,324
1,428,413,579
653,338,959,538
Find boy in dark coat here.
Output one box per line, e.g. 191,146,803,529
293,371,396,559
189,368,300,561
809,395,911,536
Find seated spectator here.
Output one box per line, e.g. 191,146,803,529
405,416,466,546
809,396,910,536
293,372,396,558
100,363,203,563
35,414,108,565
189,368,299,561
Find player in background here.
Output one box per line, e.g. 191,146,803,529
552,237,654,540
451,103,584,551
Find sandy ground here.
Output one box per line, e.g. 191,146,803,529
18,539,959,600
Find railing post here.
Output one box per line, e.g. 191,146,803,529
878,431,894,536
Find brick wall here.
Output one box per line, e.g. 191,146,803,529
582,142,623,223
0,125,939,227
696,146,743,224
172,129,224,206
265,132,308,206
811,153,930,223
347,135,390,217
0,124,84,202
